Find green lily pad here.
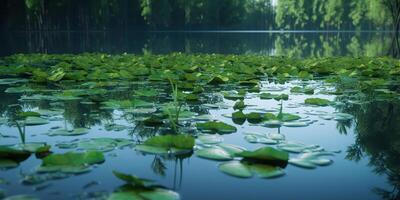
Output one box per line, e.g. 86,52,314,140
197,134,224,144
244,133,278,144
277,113,301,122
48,68,65,82
219,161,285,179
222,91,245,100
196,121,237,134
282,121,309,127
245,112,265,123
278,142,320,153
219,161,253,178
236,147,289,163
231,111,246,124
208,75,229,85
38,151,105,173
24,116,49,126
113,171,153,187
233,100,246,110
135,135,194,155
289,152,334,169
260,93,289,101
0,146,31,162
290,86,314,94
48,128,89,136
76,138,132,152
108,189,179,200
195,147,233,161
304,98,331,106
14,143,51,153
217,144,246,155
110,171,180,200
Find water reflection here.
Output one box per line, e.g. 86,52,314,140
338,90,400,199
0,31,395,57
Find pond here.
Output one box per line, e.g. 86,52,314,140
0,40,399,200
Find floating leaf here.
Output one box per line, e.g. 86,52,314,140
196,121,237,134
136,135,194,155
304,98,331,106
48,128,89,136
218,161,253,178
282,121,309,127
195,147,233,161
219,161,284,179
236,147,289,164
38,151,105,173
289,152,334,169
24,116,49,126
217,144,246,155
244,133,277,144
197,134,224,145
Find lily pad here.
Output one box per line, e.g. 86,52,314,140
278,142,320,153
110,171,180,200
304,98,331,106
48,128,90,136
108,189,179,200
0,146,31,162
24,116,49,126
244,133,278,144
76,138,132,152
289,152,334,169
135,135,194,155
290,86,314,94
196,121,237,134
38,151,105,173
236,147,289,164
219,161,285,179
260,93,288,101
195,147,233,161
218,161,253,178
217,144,246,155
282,121,309,127
197,134,224,145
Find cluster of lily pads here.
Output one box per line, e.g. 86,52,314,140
0,53,398,199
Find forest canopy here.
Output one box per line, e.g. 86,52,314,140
0,0,395,30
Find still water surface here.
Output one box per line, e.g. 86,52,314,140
0,32,398,200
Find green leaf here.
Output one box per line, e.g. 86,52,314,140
136,135,194,155
195,147,233,161
196,121,237,134
38,151,105,173
113,171,153,187
304,98,331,106
236,147,289,163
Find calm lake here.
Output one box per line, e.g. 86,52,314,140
0,32,398,200
0,31,394,57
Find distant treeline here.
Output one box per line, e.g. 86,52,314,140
0,0,395,31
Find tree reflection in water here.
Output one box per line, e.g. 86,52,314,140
338,90,400,200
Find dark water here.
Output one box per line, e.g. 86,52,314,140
0,31,394,57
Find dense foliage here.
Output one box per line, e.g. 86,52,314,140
0,0,396,30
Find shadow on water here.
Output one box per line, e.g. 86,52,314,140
0,31,396,57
